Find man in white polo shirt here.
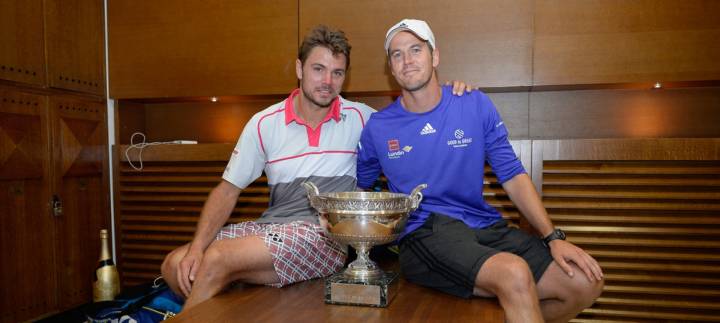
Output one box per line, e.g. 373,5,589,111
160,24,472,311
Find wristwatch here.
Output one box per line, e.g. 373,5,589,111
542,228,566,247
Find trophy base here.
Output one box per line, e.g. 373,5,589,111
324,271,399,307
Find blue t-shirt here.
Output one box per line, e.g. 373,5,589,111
357,85,526,238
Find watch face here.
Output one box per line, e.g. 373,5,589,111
557,229,566,240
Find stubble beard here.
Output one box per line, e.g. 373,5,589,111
400,68,434,93
301,84,335,108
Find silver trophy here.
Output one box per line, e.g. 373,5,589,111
303,182,426,307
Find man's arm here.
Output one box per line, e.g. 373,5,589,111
501,173,603,282
189,180,242,252
177,180,242,297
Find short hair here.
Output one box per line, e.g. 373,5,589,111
298,25,351,70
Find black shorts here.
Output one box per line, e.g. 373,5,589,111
399,213,553,298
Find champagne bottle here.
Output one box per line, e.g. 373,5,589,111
93,229,120,302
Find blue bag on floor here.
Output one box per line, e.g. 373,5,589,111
83,278,184,323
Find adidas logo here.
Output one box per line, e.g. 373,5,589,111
420,123,436,135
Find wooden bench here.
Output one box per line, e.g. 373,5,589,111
166,274,504,322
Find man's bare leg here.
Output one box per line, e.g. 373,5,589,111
161,236,279,311
473,252,543,323
536,262,604,323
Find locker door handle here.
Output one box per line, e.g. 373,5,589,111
52,195,63,217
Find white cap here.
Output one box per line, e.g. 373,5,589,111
384,19,436,53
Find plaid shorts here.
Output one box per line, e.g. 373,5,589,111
216,221,346,287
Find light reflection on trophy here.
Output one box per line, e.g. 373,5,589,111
303,182,426,307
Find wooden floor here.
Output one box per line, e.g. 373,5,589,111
167,276,504,322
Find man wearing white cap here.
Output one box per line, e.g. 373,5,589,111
357,19,604,323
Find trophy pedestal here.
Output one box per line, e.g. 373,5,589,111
324,272,399,307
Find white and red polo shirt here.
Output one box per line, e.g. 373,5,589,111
223,88,375,224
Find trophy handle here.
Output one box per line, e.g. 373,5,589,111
303,181,320,207
409,184,427,210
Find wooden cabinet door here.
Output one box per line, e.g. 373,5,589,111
0,89,55,322
50,96,108,308
108,0,298,98
300,0,533,92
0,0,46,86
45,0,106,95
534,0,720,86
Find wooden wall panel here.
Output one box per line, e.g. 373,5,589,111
115,100,146,145
529,87,720,139
300,0,533,92
0,88,54,322
532,139,720,322
143,99,274,144
50,96,109,308
0,0,45,86
534,0,720,86
108,0,298,99
45,0,105,95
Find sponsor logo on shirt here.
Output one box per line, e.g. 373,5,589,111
447,128,473,148
388,139,400,151
420,123,436,135
387,139,409,159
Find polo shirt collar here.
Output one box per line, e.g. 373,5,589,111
284,88,341,125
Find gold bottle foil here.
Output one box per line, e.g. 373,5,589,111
93,229,120,301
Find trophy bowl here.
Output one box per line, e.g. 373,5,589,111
303,182,426,281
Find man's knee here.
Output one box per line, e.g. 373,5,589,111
577,275,604,308
561,267,604,308
477,253,535,297
161,246,185,278
198,244,228,277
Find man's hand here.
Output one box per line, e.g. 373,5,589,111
445,80,474,95
177,247,204,297
548,240,604,282
318,214,331,232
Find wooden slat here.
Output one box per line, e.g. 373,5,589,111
544,163,720,175
594,297,720,310
120,195,269,203
587,250,720,262
550,214,720,225
570,236,720,249
602,285,720,297
560,225,720,236
602,273,720,285
544,200,720,211
598,261,719,274
119,175,222,182
542,187,720,200
581,308,720,322
542,176,720,186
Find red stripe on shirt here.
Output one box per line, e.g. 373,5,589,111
343,106,365,127
267,150,357,164
257,108,285,154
